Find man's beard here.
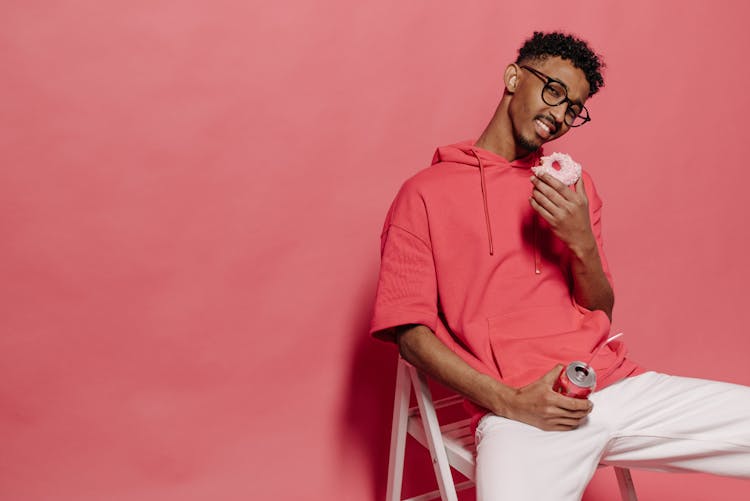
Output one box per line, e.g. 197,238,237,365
516,133,540,154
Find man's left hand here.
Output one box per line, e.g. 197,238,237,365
529,173,596,257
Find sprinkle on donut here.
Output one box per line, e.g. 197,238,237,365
531,152,582,185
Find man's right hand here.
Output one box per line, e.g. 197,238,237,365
504,365,593,431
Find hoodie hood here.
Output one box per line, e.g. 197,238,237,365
431,140,543,256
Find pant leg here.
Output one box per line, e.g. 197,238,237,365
594,372,750,478
475,372,750,501
474,413,608,501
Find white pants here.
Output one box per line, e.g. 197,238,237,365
475,372,750,500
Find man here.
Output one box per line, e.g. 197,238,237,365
370,32,750,500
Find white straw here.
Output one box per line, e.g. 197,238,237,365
586,332,624,365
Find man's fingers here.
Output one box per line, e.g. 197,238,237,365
552,417,586,428
529,197,555,222
542,416,587,431
551,393,593,413
531,188,562,217
531,174,569,205
541,364,565,382
545,398,591,416
535,172,566,190
555,408,591,421
552,403,592,416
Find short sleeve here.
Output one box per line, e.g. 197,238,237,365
370,183,438,342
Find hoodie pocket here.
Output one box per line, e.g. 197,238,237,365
487,305,612,388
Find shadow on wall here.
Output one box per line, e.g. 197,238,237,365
339,271,463,500
339,270,395,500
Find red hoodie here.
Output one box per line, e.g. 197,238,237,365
371,140,642,420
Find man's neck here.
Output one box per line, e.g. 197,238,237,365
474,103,531,162
474,129,520,161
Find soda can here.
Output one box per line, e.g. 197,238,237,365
553,361,596,399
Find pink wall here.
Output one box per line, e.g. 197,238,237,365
2,1,749,499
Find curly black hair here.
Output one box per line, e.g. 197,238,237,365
516,31,605,96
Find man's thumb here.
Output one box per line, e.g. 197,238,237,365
543,364,564,384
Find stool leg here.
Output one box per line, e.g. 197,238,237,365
410,366,459,501
614,467,637,501
386,360,412,501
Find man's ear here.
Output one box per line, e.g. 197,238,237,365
504,64,520,93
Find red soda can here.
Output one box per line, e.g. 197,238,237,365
553,361,596,399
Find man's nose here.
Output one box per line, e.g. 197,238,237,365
549,104,567,127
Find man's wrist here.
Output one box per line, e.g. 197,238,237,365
569,234,598,262
487,377,517,418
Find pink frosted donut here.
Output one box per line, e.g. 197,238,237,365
531,152,582,185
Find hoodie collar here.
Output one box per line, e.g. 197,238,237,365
431,139,543,170
431,140,543,256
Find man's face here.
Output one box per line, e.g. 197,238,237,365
508,56,590,154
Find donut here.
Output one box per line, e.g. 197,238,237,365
531,152,582,185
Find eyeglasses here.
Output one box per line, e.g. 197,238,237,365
520,65,591,128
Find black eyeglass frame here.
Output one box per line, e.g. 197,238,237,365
519,65,591,128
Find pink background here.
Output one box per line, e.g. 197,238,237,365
2,1,749,500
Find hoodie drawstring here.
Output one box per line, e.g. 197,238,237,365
471,149,494,256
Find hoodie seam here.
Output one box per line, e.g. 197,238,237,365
387,223,433,251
